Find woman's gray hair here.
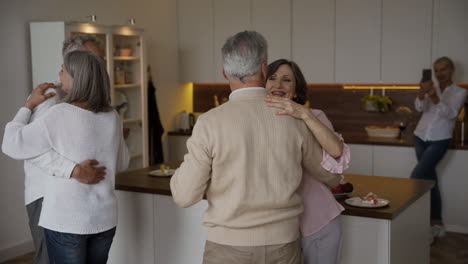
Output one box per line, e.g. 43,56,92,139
62,50,112,113
221,31,268,81
62,34,102,56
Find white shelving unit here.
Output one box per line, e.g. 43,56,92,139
30,21,149,170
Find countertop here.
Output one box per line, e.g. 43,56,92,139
115,161,434,220
168,130,468,150
342,132,468,150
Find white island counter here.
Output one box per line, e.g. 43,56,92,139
108,164,433,264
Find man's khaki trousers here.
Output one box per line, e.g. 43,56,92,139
202,239,301,264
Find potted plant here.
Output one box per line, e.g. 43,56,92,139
361,95,392,112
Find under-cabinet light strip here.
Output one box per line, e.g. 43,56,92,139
343,85,420,90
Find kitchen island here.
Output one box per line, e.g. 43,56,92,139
108,162,433,264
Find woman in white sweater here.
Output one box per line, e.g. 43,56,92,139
3,50,129,264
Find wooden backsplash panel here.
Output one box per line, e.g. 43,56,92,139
193,83,423,141
193,83,230,112
306,86,421,140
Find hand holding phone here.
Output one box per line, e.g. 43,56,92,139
422,69,432,82
420,69,433,94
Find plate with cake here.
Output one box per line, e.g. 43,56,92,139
149,164,175,177
345,192,389,208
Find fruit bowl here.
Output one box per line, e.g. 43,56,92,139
331,182,354,198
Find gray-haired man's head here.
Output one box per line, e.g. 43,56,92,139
62,34,103,57
221,31,268,82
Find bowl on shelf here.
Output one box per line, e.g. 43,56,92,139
119,48,132,57
365,125,400,138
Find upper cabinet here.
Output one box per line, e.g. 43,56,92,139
177,0,466,84
381,0,432,83
335,0,382,83
432,0,468,82
178,0,214,83
292,0,335,83
213,0,251,83
251,0,292,63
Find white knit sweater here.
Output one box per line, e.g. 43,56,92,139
3,103,129,234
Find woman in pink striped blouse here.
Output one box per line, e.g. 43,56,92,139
265,59,351,264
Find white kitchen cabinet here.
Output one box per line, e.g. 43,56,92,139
341,193,430,264
252,0,292,62
108,191,155,264
213,0,252,83
432,0,468,82
111,186,431,264
437,149,468,233
346,144,373,175
177,0,214,82
373,145,417,178
381,0,433,83
335,0,382,83
30,22,67,88
30,22,149,169
348,144,416,178
176,0,468,83
154,195,208,264
292,0,335,83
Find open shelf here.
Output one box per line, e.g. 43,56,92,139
123,118,142,125
130,152,143,159
31,21,148,171
114,56,140,61
115,83,141,89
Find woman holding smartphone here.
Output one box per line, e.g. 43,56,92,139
411,56,467,239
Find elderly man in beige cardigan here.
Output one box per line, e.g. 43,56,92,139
170,31,341,264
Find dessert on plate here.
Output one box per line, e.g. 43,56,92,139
361,192,378,205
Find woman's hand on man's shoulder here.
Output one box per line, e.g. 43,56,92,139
25,83,56,110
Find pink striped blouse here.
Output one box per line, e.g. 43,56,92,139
299,109,351,237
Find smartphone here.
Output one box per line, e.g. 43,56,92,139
422,69,432,82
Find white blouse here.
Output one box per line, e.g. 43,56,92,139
6,89,77,205
414,84,467,141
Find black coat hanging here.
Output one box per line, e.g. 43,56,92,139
147,66,164,165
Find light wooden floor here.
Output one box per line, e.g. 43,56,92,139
2,232,467,264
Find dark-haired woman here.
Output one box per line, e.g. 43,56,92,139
265,59,350,264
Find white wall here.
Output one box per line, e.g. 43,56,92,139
0,0,180,260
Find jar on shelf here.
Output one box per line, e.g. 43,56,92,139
114,45,120,56
115,66,126,84
124,71,133,84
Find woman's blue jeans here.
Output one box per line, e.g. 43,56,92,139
44,227,116,264
410,135,450,221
